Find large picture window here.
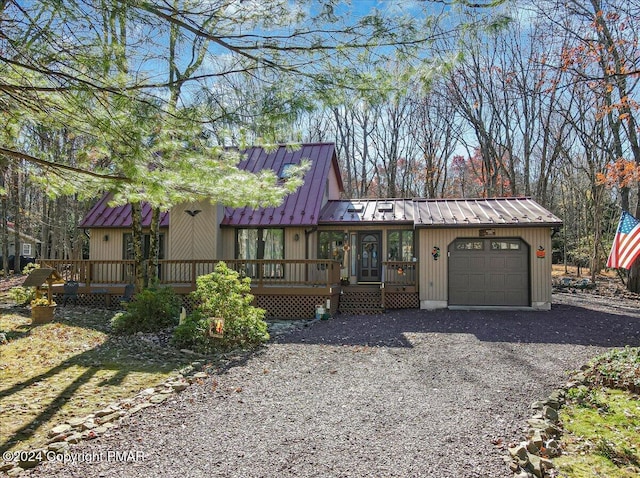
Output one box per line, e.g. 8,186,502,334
236,228,284,279
236,228,284,260
387,230,414,261
318,231,346,263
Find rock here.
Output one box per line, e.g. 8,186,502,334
65,433,83,444
81,419,97,431
139,387,156,396
48,423,72,438
191,372,208,380
95,407,117,418
191,361,203,371
545,438,562,457
48,433,68,443
95,412,120,425
530,430,544,449
0,332,7,344
0,462,15,472
526,418,561,437
526,454,544,478
66,417,86,428
508,443,530,467
47,441,70,454
170,381,189,392
525,440,540,455
542,405,559,422
149,394,167,404
129,403,153,414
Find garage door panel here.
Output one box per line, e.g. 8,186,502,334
448,239,529,307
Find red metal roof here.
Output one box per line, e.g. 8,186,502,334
80,143,342,229
79,193,170,228
221,143,343,227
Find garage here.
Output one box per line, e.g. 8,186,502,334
448,238,529,307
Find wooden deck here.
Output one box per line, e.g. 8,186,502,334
39,259,418,317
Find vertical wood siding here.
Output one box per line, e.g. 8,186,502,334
168,202,220,260
419,227,553,308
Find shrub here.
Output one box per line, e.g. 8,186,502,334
9,286,35,306
173,262,269,353
111,286,181,334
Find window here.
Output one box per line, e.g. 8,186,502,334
22,243,32,257
123,233,165,259
387,230,414,261
236,229,284,260
491,240,521,251
318,231,346,263
455,240,483,250
279,163,296,179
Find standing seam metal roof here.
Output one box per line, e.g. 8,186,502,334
412,197,562,227
221,143,342,227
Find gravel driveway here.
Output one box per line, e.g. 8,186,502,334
30,293,640,478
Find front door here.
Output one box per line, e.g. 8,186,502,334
358,232,381,282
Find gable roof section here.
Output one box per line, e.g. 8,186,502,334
79,193,170,229
319,199,414,224
221,143,343,227
412,197,562,227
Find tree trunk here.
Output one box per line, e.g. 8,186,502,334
130,202,145,292
147,207,160,286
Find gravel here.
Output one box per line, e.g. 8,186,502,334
28,292,640,478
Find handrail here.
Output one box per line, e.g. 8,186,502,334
37,259,342,289
382,260,418,287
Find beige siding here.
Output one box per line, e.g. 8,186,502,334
418,227,554,310
327,161,342,200
89,229,126,261
168,202,220,260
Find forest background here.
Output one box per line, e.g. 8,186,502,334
2,0,639,288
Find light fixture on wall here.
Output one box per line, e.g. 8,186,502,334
103,234,109,242
294,233,300,241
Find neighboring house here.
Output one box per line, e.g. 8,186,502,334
71,142,562,316
2,224,40,266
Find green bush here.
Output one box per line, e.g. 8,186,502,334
8,286,35,306
111,286,181,334
173,261,269,353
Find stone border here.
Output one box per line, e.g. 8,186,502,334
0,362,209,476
506,371,589,478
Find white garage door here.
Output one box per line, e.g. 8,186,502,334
448,238,529,307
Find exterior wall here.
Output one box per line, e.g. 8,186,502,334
87,228,129,282
326,161,343,201
418,226,554,310
8,238,38,258
168,202,221,260
89,228,127,261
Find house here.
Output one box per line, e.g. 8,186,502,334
55,142,562,316
1,223,40,270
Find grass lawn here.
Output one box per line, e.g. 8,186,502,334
0,305,195,455
555,348,640,477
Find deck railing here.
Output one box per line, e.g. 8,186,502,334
382,261,418,286
38,259,342,289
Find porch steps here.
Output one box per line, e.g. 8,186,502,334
338,285,383,315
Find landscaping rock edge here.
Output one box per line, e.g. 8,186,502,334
0,362,210,476
506,370,590,478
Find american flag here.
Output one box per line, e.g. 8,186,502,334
607,211,640,270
